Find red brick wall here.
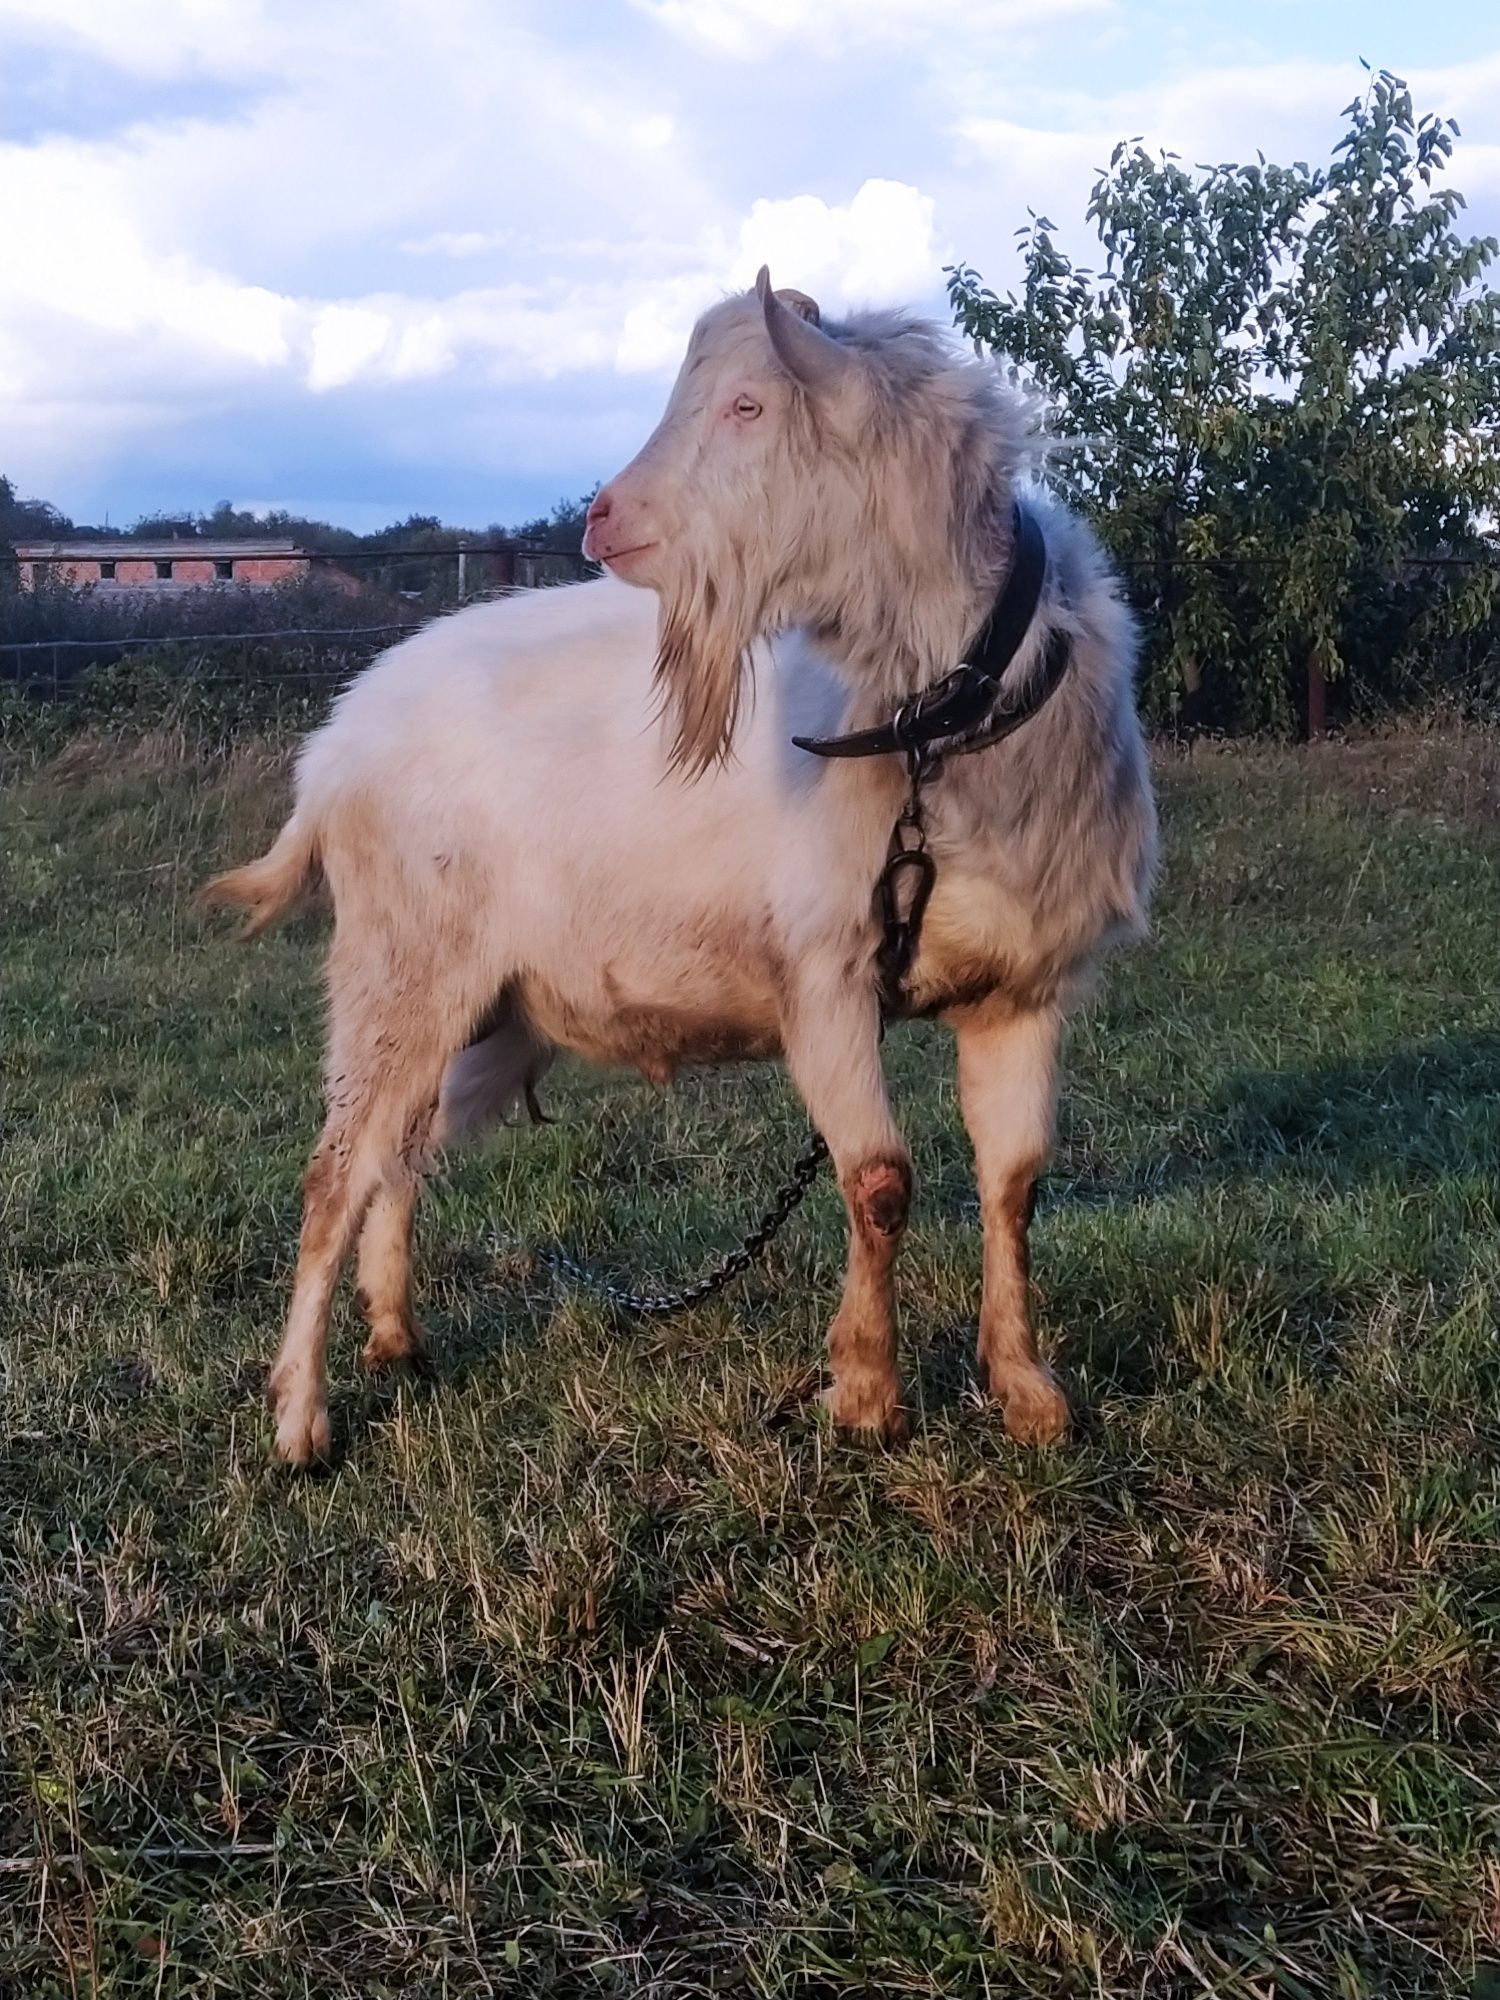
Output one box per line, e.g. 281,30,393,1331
21,559,100,587
231,557,309,585
18,554,310,589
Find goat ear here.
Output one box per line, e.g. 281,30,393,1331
753,265,821,324
775,287,821,326
758,267,852,395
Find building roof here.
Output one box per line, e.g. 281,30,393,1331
13,539,308,560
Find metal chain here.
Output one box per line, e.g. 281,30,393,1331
538,1126,829,1318
874,741,940,1019
535,745,940,1322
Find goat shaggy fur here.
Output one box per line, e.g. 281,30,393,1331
205,271,1156,1465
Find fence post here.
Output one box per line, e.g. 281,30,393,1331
457,549,467,602
1305,645,1326,740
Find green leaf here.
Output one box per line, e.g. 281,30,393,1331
856,1632,897,1670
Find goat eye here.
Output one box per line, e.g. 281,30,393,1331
733,395,762,420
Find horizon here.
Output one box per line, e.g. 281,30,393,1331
4,492,596,545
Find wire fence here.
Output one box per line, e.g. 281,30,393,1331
1,543,597,696
3,541,1495,706
0,543,594,568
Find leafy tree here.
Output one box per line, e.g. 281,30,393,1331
0,473,75,544
0,475,78,604
124,511,203,540
948,71,1500,732
505,491,598,554
196,501,362,554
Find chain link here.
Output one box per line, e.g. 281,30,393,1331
537,1126,829,1318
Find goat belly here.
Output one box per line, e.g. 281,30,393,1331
518,976,783,1085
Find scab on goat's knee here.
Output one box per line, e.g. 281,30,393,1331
846,1156,912,1243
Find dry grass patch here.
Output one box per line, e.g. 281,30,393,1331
2,718,1498,1996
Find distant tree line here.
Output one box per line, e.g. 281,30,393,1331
0,481,597,613
949,70,1500,733
0,480,595,557
0,481,601,684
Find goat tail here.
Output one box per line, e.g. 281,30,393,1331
197,815,322,938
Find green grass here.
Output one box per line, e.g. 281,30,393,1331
3,716,1498,1998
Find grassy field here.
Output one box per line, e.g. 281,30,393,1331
3,712,1498,1998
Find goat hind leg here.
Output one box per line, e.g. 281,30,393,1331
357,1177,431,1376
353,998,553,1379
268,1121,375,1466
270,1020,448,1466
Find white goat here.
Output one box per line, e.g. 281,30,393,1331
205,269,1156,1466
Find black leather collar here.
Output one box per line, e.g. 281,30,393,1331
792,499,1069,761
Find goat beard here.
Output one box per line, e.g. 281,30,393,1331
652,552,775,777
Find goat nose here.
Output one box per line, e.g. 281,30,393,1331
586,491,612,525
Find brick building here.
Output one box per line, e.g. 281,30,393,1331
13,539,317,591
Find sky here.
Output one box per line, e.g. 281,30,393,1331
3,0,1498,534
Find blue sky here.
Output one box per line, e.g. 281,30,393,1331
2,0,1497,533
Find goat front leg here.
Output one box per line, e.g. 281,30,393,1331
950,996,1070,1444
783,964,910,1440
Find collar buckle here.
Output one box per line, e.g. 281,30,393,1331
792,498,1067,763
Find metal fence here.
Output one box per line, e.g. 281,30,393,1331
1,543,597,696
3,542,1494,714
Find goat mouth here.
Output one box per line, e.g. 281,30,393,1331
597,542,657,570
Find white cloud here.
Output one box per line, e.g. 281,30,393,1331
307,305,395,392
616,277,721,374
2,130,297,384
730,180,941,307
1,0,1495,526
0,0,286,79
611,179,943,373
631,114,676,150
634,0,1108,59
0,79,942,417
402,229,514,259
942,52,1500,307
0,0,728,452
956,52,1500,192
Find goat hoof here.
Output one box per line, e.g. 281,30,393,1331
824,1375,908,1443
995,1364,1071,1446
272,1400,331,1469
360,1318,432,1377
268,1365,332,1467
